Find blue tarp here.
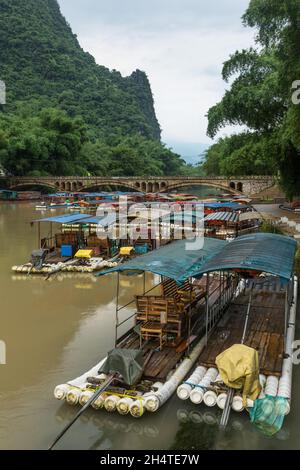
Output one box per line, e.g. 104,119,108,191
204,202,247,210
34,213,91,224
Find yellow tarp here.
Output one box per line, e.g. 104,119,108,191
75,249,94,259
120,247,134,256
216,344,261,406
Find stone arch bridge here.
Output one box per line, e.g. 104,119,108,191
0,175,276,197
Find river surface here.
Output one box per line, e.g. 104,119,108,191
0,202,300,450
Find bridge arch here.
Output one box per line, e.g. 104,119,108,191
237,182,243,192
9,182,58,192
79,181,144,193
162,181,242,195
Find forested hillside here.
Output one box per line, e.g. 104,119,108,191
0,0,188,176
203,0,300,198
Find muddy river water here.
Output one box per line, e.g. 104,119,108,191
0,202,300,450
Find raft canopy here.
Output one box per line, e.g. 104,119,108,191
32,213,117,227
204,211,262,223
98,233,297,282
204,202,249,210
205,212,239,223
33,213,92,224
193,233,297,281
97,238,227,283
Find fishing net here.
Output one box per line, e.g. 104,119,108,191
249,396,290,436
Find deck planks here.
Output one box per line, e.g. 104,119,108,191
198,288,286,376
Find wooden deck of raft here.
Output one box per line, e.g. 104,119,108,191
118,275,222,382
198,285,286,377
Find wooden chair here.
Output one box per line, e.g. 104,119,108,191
137,297,185,349
139,302,168,350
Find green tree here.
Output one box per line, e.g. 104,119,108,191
204,0,300,197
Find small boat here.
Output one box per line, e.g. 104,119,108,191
35,202,48,211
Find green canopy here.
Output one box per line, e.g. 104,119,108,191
97,238,227,283
97,233,297,283
193,233,297,281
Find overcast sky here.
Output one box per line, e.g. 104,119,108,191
58,0,254,155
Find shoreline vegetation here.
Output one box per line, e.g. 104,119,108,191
0,0,299,201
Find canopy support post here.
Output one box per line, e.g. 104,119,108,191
188,278,193,354
284,283,290,350
205,274,210,346
143,271,146,295
38,222,41,249
115,272,120,347
50,222,53,248
241,287,253,345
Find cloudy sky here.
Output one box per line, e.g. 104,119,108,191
58,0,254,158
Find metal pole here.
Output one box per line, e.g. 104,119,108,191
38,222,41,249
50,222,53,247
115,272,120,347
205,274,210,346
143,271,146,295
188,279,192,354
241,288,253,345
284,284,289,350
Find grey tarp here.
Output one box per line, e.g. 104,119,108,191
99,349,144,386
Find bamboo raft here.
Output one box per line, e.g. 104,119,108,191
54,275,234,418
198,286,285,377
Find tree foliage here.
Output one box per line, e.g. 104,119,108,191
0,0,189,177
204,0,300,198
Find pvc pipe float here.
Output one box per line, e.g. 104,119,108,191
54,358,108,403
54,384,71,401
130,400,145,418
190,368,218,405
203,390,218,408
79,390,94,406
259,374,267,399
265,376,279,397
277,277,298,406
217,393,228,410
232,396,244,413
66,388,81,406
145,335,208,413
117,398,134,416
105,395,120,412
177,366,207,401
91,395,105,410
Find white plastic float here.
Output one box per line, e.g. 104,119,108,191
176,276,298,415
12,258,118,275
54,334,208,418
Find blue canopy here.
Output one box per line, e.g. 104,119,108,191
205,202,247,210
97,238,227,283
34,213,91,224
71,214,117,227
